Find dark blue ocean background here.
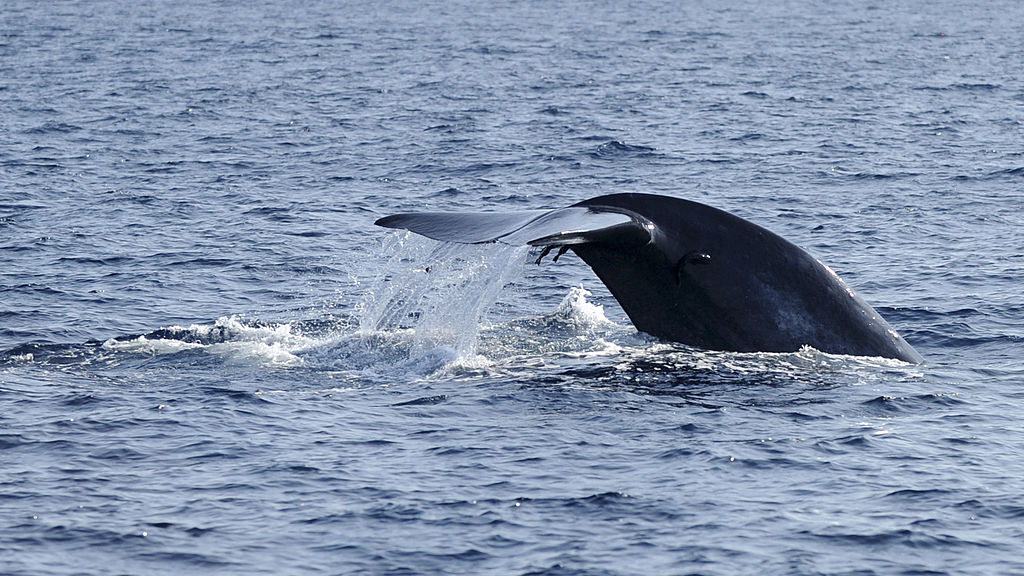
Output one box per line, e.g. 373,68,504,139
2,1,1023,574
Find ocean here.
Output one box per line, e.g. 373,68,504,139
2,1,1023,574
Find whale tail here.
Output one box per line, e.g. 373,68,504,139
374,194,923,363
374,205,651,251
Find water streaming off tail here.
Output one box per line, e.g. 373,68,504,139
357,232,531,366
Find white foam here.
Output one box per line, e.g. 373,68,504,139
552,285,614,328
103,335,204,354
207,340,303,367
564,337,623,358
103,316,316,367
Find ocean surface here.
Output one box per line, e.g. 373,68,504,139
2,1,1023,574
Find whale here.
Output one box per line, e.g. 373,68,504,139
375,193,923,363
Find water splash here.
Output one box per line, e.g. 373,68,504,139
3,235,535,376
551,285,615,329
355,232,530,369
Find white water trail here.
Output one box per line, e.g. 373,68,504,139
101,316,314,367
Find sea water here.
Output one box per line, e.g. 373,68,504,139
2,1,1023,574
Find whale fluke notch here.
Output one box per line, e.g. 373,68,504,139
374,193,923,364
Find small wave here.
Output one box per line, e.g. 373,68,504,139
392,394,448,407
952,166,1024,181
829,167,922,180
913,82,1001,92
952,82,1000,91
539,105,568,116
991,166,1024,177
906,326,1016,351
429,186,466,198
729,132,766,142
590,140,657,159
22,121,82,134
861,392,964,414
799,525,986,550
242,205,300,222
884,488,950,501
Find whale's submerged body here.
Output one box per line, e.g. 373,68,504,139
375,193,923,363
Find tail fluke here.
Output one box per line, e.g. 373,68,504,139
375,206,651,248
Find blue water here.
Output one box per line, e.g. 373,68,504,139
2,1,1023,574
